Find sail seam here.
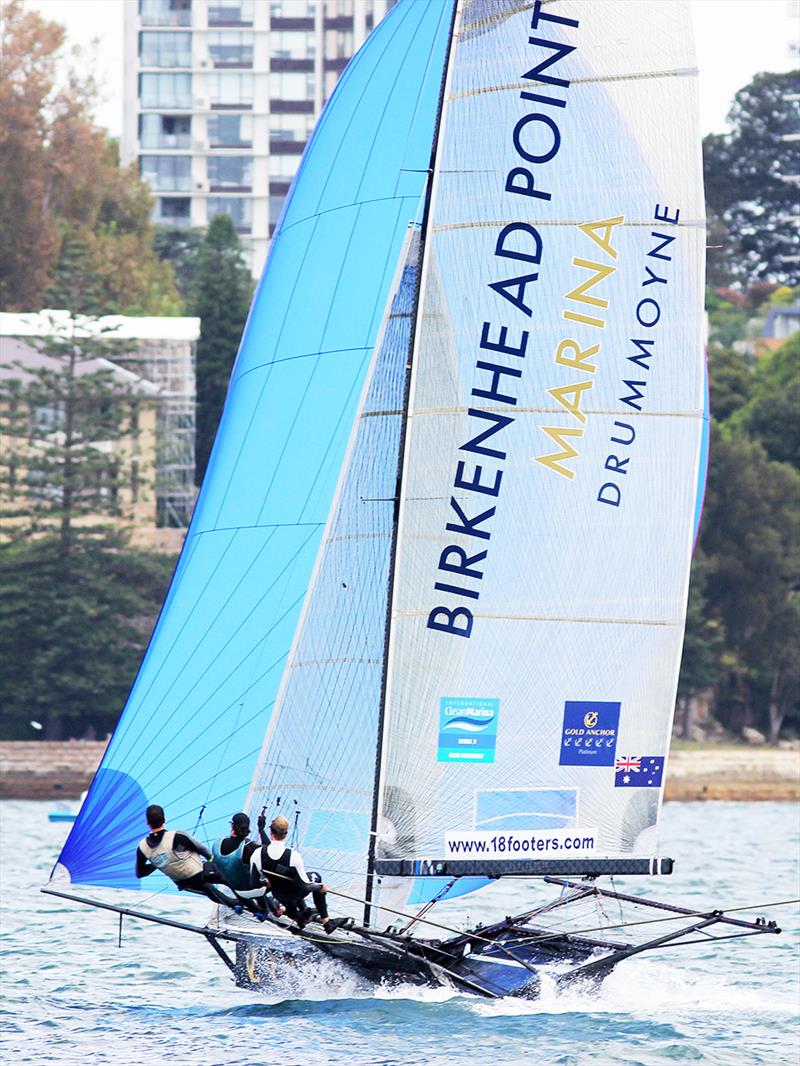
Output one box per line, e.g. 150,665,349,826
404,405,706,418
449,67,699,101
430,219,706,232
391,611,684,626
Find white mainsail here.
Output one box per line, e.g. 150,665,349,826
375,0,705,869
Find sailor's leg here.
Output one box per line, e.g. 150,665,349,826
178,872,236,908
310,888,329,921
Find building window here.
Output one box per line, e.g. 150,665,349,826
269,71,315,101
140,154,192,192
271,31,315,59
140,0,191,28
208,0,254,26
208,196,252,231
140,113,191,149
268,194,286,224
269,112,313,141
140,72,192,109
207,31,253,67
270,1,316,15
208,113,252,147
270,154,300,180
332,30,353,58
140,31,192,67
207,155,252,190
156,196,191,224
208,72,254,108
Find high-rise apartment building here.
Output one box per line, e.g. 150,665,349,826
122,0,393,277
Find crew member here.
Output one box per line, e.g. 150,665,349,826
254,814,350,935
135,804,233,907
212,812,283,918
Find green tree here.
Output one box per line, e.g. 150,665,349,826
154,226,205,304
0,312,156,554
707,344,753,422
699,429,800,741
190,214,252,484
677,550,725,737
703,70,800,285
730,331,800,469
0,538,174,739
0,0,180,314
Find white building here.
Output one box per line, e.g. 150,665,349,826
0,311,200,532
122,0,393,277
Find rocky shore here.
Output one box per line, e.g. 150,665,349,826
1,740,798,803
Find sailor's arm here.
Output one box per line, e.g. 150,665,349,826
173,831,212,860
135,845,155,878
291,850,328,894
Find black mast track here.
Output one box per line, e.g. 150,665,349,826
363,0,461,929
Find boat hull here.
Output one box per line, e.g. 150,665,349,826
231,920,607,1000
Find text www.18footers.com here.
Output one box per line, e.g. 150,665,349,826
444,829,597,858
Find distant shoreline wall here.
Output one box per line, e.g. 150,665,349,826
0,741,107,801
0,741,798,802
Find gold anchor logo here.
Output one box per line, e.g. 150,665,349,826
584,711,598,729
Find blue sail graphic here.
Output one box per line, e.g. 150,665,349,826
56,0,455,890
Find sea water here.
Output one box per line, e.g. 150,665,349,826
1,800,798,1066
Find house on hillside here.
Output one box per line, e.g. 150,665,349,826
755,301,800,357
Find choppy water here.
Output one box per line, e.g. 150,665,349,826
1,800,798,1065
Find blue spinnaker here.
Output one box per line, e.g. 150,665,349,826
56,0,455,890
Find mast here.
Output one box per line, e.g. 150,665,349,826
363,0,463,928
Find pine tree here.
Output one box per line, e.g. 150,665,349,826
704,71,800,285
190,214,253,484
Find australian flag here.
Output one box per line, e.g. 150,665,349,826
615,755,665,788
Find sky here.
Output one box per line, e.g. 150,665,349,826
25,0,799,138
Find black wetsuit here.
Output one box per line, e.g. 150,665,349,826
135,829,232,907
256,843,330,924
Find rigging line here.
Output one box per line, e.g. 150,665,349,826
249,238,415,809
142,703,277,801
495,897,795,948
255,218,365,529
391,2,453,202
646,932,782,950
231,345,370,385
137,732,266,821
215,220,320,525
269,190,422,246
123,552,316,783
354,1,438,206
316,0,417,211
297,347,371,522
259,868,526,952
109,528,276,758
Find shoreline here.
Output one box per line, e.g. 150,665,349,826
1,741,798,803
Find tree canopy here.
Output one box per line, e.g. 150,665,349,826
190,214,253,484
704,70,800,286
0,0,180,314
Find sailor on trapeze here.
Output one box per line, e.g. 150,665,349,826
135,804,233,906
211,811,284,918
253,813,351,934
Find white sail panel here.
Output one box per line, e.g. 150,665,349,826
377,0,705,864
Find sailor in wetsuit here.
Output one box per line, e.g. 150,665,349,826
135,804,233,907
212,812,283,918
253,815,350,935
